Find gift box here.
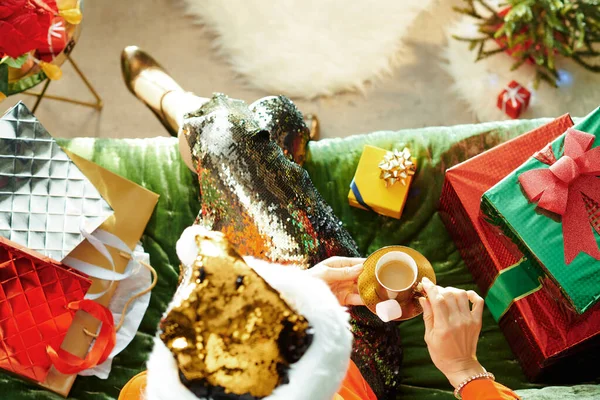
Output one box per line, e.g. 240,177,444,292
482,106,600,315
440,113,600,380
497,81,531,119
348,145,416,219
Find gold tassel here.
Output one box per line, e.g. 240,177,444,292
39,61,63,80
0,92,6,103
57,0,83,24
59,8,82,24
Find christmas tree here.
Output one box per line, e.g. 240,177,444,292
454,0,600,87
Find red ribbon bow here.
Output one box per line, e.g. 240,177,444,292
47,299,116,374
519,128,600,264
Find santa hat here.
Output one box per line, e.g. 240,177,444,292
145,226,353,400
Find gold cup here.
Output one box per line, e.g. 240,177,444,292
374,251,418,304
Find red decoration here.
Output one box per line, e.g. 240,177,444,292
47,299,116,375
493,7,562,65
0,236,91,383
36,16,67,62
440,115,600,380
497,81,531,119
0,0,58,59
520,129,600,263
494,7,535,65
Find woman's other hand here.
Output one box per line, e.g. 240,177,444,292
419,277,487,388
308,256,365,306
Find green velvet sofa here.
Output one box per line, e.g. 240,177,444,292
2,118,600,399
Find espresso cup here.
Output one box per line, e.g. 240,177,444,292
375,251,418,303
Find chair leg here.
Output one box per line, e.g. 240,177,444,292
31,80,51,113
24,56,103,111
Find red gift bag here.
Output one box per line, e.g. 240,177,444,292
0,236,114,383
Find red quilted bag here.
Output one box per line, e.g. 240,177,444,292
0,236,113,383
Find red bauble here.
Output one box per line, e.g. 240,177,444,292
37,16,67,62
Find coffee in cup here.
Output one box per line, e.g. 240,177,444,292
375,251,418,302
377,260,416,290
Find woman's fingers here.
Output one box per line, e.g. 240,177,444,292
323,263,364,282
324,256,367,269
419,297,434,333
467,290,484,323
344,293,365,306
422,277,449,327
441,288,461,316
447,287,471,316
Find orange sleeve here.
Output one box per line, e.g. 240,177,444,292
334,360,377,400
461,379,521,400
121,362,378,400
118,371,148,400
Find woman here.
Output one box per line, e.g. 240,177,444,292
119,254,518,400
118,47,519,399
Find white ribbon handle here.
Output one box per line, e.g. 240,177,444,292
63,228,139,300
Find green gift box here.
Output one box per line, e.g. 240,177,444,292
482,107,600,315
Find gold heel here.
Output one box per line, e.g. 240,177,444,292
304,114,320,140
121,46,181,136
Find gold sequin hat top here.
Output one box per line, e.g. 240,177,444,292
159,226,312,399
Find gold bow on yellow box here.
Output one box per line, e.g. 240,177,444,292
378,148,416,187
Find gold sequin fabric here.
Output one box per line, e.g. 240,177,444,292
160,230,311,399
181,93,403,398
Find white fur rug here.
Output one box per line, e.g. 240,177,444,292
444,15,600,121
180,0,435,99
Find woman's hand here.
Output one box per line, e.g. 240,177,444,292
308,256,365,306
419,277,487,388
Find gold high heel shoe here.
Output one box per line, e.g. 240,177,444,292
121,46,182,137
304,114,319,141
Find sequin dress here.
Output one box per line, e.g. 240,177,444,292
181,93,402,398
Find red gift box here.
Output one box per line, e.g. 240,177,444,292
439,114,600,381
497,81,531,119
0,236,92,383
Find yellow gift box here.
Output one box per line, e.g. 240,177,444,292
348,145,417,219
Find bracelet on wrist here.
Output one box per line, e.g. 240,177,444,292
453,370,495,399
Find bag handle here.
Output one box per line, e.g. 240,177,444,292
84,253,157,336
57,228,158,371
64,228,158,336
63,228,139,300
46,299,116,375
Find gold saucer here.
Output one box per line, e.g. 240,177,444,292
358,246,436,321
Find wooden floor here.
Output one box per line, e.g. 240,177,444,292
3,0,478,140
